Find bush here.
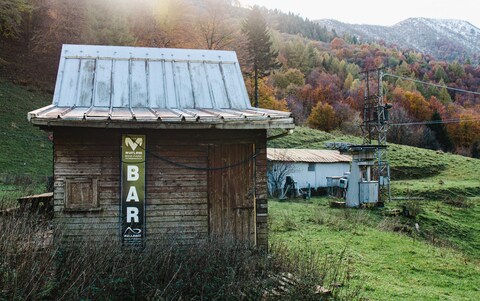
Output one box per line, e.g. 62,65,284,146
402,201,423,218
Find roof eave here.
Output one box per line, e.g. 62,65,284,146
29,117,295,130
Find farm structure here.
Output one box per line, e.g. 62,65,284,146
267,148,352,196
28,44,294,249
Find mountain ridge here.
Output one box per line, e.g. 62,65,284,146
316,17,480,62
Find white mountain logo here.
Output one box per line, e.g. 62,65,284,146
125,137,143,151
124,226,142,235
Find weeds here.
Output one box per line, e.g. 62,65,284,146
443,196,474,208
401,201,423,218
0,175,49,209
310,208,374,231
280,211,299,231
0,214,363,300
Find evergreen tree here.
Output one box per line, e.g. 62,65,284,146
437,79,452,104
471,140,480,158
427,111,454,152
242,6,278,107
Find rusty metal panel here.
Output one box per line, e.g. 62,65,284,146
164,60,177,108
189,62,213,109
132,108,157,120
204,62,229,108
148,61,167,108
29,45,295,130
173,61,193,109
110,108,132,119
86,107,109,118
221,63,248,109
77,59,95,107
267,148,352,163
112,60,130,108
93,59,112,107
62,107,88,119
131,60,148,108
57,58,80,107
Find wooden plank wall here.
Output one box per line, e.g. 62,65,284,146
208,144,255,243
53,128,268,247
255,137,268,250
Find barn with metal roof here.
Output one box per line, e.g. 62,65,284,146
29,44,294,249
267,148,351,195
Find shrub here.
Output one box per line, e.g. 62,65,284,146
402,201,423,218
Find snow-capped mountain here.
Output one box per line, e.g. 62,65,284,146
316,18,480,62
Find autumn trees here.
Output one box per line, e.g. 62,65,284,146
1,0,479,156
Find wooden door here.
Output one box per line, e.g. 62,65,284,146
208,144,255,243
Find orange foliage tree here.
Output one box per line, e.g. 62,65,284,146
245,77,288,111
307,101,338,132
446,109,480,151
390,87,432,121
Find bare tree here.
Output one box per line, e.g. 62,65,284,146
267,150,295,198
192,0,237,50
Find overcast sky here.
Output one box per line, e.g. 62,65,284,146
238,0,480,28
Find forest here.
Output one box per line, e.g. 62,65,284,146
1,0,479,157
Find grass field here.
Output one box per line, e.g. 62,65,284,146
269,198,480,301
269,126,480,300
0,80,53,207
0,80,52,177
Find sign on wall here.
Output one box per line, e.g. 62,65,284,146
121,134,146,246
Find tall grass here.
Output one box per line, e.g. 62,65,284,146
0,214,364,300
0,174,50,209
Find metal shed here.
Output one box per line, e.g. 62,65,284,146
28,44,294,248
267,148,351,192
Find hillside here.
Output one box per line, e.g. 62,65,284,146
269,126,480,252
268,126,480,300
269,198,480,300
0,80,52,176
316,17,480,62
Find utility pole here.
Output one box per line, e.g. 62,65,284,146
360,69,391,204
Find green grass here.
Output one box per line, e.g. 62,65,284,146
0,80,52,176
0,80,52,207
270,198,480,301
414,198,480,258
269,126,480,299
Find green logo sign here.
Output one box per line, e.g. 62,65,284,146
121,134,146,247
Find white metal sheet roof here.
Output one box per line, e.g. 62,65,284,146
28,45,294,129
267,148,352,163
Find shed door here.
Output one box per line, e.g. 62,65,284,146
208,144,255,243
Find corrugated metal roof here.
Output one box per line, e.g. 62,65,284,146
267,148,352,163
28,44,294,129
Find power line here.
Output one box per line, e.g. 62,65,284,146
390,117,480,126
383,73,480,96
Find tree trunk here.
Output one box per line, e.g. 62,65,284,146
254,65,259,108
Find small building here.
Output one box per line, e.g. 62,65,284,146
28,44,294,248
267,148,351,195
345,145,384,207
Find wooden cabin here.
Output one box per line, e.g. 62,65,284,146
28,45,294,248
